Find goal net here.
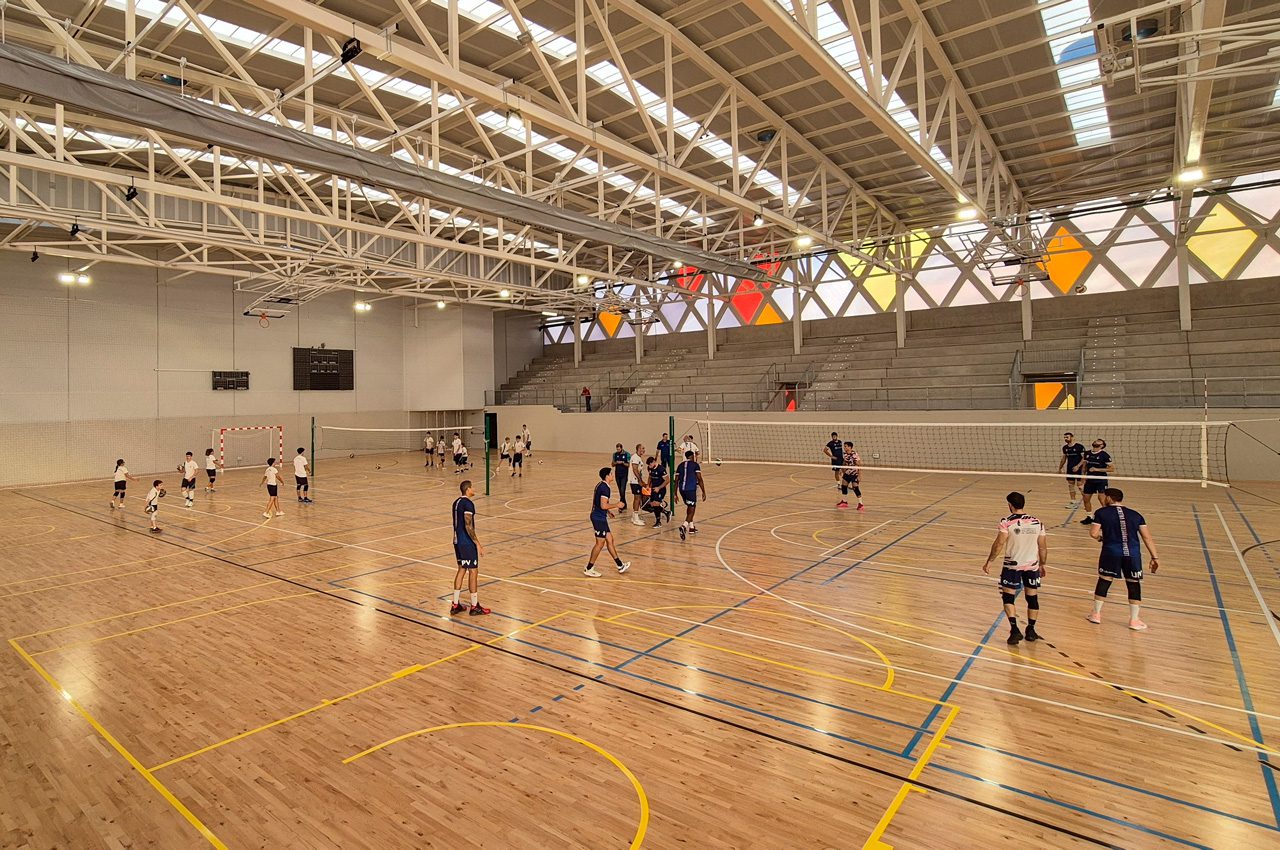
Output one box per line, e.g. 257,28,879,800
695,419,1236,487
317,425,476,457
214,425,286,470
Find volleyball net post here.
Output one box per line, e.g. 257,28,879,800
484,415,491,497
669,414,676,515
310,416,316,481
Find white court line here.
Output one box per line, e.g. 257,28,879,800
1215,504,1280,654
68,489,1280,750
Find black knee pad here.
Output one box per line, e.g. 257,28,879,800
1001,592,1016,607
1094,578,1111,598
853,487,862,498
1026,594,1040,610
1126,581,1142,602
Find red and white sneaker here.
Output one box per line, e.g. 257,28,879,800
469,604,491,616
1128,619,1148,631
856,503,865,511
449,602,466,615
837,500,848,509
1086,612,1102,624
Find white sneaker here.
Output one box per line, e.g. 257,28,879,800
263,512,272,518
631,514,645,526
583,567,603,577
617,562,630,574
1064,501,1075,508
274,511,284,517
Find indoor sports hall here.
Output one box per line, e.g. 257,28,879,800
2,1,1280,849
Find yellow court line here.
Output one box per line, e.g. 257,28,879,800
0,560,208,600
150,611,573,771
0,523,58,543
0,549,188,589
31,591,317,656
609,604,896,689
343,721,649,850
862,704,959,850
8,639,227,849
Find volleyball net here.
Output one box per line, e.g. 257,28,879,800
317,425,476,456
693,419,1239,487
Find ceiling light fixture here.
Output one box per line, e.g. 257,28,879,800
70,222,81,237
498,288,511,299
30,250,39,263
956,206,979,221
752,212,765,227
354,301,371,312
575,274,590,285
505,110,524,131
340,37,363,65
541,310,558,317
76,274,91,286
124,181,138,202
58,272,76,284
436,300,446,310
1177,166,1205,184
795,234,813,249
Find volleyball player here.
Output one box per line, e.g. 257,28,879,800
447,479,490,615
1057,432,1085,508
824,431,844,486
584,467,631,577
629,443,647,525
144,479,165,533
612,443,631,503
179,451,198,508
111,459,137,509
522,424,532,457
675,450,707,541
203,448,223,493
458,441,471,471
498,436,512,471
838,441,864,510
1077,439,1114,523
261,458,282,518
1086,488,1160,630
512,434,525,477
423,433,436,468
981,492,1048,645
646,455,670,528
293,447,312,503
679,433,700,463
451,432,464,474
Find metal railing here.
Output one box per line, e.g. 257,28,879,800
488,375,1280,412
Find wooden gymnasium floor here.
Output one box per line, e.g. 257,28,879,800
3,449,1280,849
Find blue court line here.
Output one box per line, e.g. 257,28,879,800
1192,506,1280,828
932,764,1211,849
1227,490,1278,571
901,609,1006,758
822,512,945,585
1062,502,1081,527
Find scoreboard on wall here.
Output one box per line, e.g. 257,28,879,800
293,347,355,390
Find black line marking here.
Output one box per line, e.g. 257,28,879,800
13,489,1118,848
1187,725,1206,735
1156,709,1176,719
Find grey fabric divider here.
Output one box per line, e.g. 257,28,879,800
0,42,759,280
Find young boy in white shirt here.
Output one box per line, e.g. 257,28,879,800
293,447,312,503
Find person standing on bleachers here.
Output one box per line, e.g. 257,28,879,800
582,385,592,412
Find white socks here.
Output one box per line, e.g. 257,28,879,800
452,589,461,604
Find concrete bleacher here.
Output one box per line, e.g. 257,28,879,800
495,277,1280,411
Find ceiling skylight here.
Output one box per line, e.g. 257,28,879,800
1037,0,1112,146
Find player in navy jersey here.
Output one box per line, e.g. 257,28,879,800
823,432,844,486
646,455,671,528
1077,439,1115,523
838,441,864,510
981,492,1048,645
1057,432,1086,508
612,444,631,503
1086,488,1161,630
656,433,672,469
674,450,707,541
446,479,489,615
584,467,630,577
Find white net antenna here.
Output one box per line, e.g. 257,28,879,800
214,425,286,469
696,419,1239,487
317,425,475,456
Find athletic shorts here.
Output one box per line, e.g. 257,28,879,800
680,489,697,507
831,458,843,468
500,454,510,461
181,477,194,489
1099,553,1142,581
649,488,666,506
114,481,126,491
145,504,157,514
454,544,478,568
453,454,463,465
266,484,278,497
206,469,217,481
1083,478,1108,495
999,566,1042,590
591,518,610,538
630,482,642,495
425,448,435,455
295,476,307,487
513,453,523,466
1064,472,1082,482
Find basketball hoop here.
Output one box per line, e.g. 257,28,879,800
258,311,270,329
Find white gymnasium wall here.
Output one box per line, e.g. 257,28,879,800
403,303,500,411
492,310,544,390
489,405,1280,485
0,254,407,486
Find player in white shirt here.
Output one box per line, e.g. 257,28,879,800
629,443,647,525
511,436,525,477
451,433,465,474
497,437,512,472
293,447,312,503
203,448,224,493
423,434,436,468
458,443,470,471
112,459,138,510
679,435,700,463
144,479,166,533
178,452,199,507
981,492,1048,646
260,458,283,518
522,425,532,457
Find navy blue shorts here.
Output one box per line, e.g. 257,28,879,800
1083,478,1108,495
266,484,278,497
454,543,479,568
591,517,610,538
680,489,698,507
999,566,1042,590
1099,552,1142,581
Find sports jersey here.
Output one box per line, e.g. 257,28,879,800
183,459,198,479
676,459,700,492
206,454,218,470
591,482,611,521
514,438,525,454
424,436,435,450
1094,505,1145,557
452,496,476,546
1062,442,1085,474
649,465,667,491
501,441,511,456
451,438,462,455
998,513,1045,569
264,466,280,485
145,487,161,509
827,439,844,463
630,456,645,481
657,439,671,464
613,450,630,470
1083,450,1112,475
293,455,308,476
114,465,128,483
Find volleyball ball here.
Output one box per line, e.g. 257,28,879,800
158,488,167,497
714,458,722,467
